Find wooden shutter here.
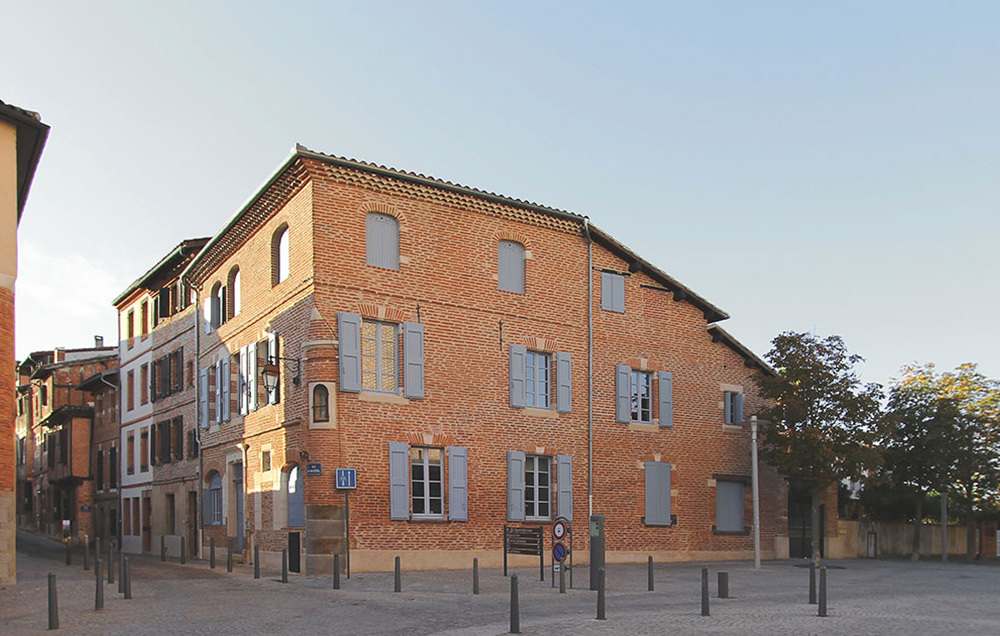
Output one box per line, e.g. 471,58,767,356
162,356,171,399
448,446,468,522
555,352,572,413
556,454,573,521
724,391,732,425
238,346,247,415
175,348,184,393
613,273,625,312
644,461,672,526
149,423,157,465
338,312,362,393
367,213,399,270
402,322,425,399
249,341,259,411
199,369,209,428
149,361,157,403
388,442,409,521
716,480,744,532
735,392,744,424
509,345,527,408
267,332,280,405
507,450,525,522
498,241,525,293
215,360,223,422
658,371,673,428
601,272,625,312
615,364,631,423
202,297,212,333
220,357,230,422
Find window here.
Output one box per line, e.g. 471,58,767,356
123,498,132,537
109,446,118,488
40,385,48,406
272,224,290,285
498,240,525,293
159,420,171,464
724,391,744,426
366,212,400,270
207,472,223,525
140,428,149,471
361,321,398,393
715,479,746,533
524,351,550,408
127,310,135,345
187,429,198,459
410,447,443,518
140,364,148,405
261,450,271,473
140,300,149,338
600,271,625,313
312,385,329,422
228,267,241,318
524,455,551,520
287,465,304,527
165,494,176,535
630,370,652,423
615,366,673,427
173,418,183,461
132,499,141,536
96,450,104,491
506,451,573,522
644,461,672,526
210,282,226,328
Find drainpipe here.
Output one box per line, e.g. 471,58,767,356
583,217,594,519
187,279,204,560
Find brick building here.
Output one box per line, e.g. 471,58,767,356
77,367,120,549
1,98,48,584
113,238,207,555
181,146,789,574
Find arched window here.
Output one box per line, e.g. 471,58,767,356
210,282,226,328
287,465,304,528
228,267,241,318
312,385,329,422
366,213,400,270
272,224,290,286
498,240,525,293
207,471,223,525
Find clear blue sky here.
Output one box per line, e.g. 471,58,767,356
5,1,999,387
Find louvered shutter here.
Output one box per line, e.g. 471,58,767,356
150,423,157,465
249,341,259,411
509,345,526,408
388,442,409,520
644,461,672,526
267,332,280,405
556,454,573,521
448,446,468,521
149,361,157,403
507,450,525,522
613,273,625,312
215,360,223,422
220,357,230,422
735,393,744,424
402,322,425,399
615,364,631,423
199,369,209,428
202,298,212,333
338,312,362,393
724,392,732,425
555,352,572,413
658,371,673,428
176,348,184,393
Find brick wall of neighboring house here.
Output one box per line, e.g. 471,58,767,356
85,374,119,548
0,287,15,584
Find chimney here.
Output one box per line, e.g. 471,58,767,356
54,347,65,362
95,335,104,348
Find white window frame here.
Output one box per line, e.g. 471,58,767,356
361,320,398,393
409,446,444,518
524,351,550,408
525,455,551,520
208,472,223,525
631,369,652,423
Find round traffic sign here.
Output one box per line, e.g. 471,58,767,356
553,519,568,541
552,541,567,562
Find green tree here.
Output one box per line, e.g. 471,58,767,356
755,332,882,565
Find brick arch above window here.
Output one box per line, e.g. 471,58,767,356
493,230,533,253
403,431,454,447
360,202,405,224
357,303,407,323
515,336,560,353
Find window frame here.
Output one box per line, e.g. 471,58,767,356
497,239,525,294
208,472,223,525
273,224,290,286
365,212,400,271
361,320,399,393
630,369,653,423
312,384,330,422
409,446,444,519
228,266,241,318
524,351,551,409
714,478,747,534
524,454,552,521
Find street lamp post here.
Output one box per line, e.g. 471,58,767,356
751,415,761,570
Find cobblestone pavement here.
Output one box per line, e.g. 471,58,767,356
3,530,999,635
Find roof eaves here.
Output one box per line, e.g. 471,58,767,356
707,325,776,376
113,237,211,306
0,99,50,221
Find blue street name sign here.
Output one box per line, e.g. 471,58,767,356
306,462,322,477
336,468,357,489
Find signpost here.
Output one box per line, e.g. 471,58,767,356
335,468,357,579
551,516,572,588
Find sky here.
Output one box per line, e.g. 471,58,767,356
4,1,999,388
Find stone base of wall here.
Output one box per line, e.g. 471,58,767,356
0,491,15,585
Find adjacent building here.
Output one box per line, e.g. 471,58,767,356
181,146,788,574
77,366,120,550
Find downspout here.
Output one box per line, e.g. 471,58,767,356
188,279,204,560
583,217,594,519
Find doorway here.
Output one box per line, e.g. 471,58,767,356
233,463,244,552
788,483,825,559
141,493,152,552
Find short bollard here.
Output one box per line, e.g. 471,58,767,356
718,571,729,599
94,560,104,611
282,548,288,583
809,562,817,604
254,545,260,580
559,561,566,594
84,535,90,571
161,535,167,562
509,574,520,634
124,557,132,600
472,558,479,595
394,556,402,592
597,567,606,620
180,537,186,565
48,572,59,630
333,554,341,590
701,567,710,617
818,566,828,617
118,551,125,594
107,540,115,584
210,538,216,569
648,556,654,592
65,540,71,567
227,538,234,573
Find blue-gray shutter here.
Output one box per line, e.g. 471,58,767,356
199,369,209,429
556,454,573,521
613,273,625,312
338,312,362,393
366,213,399,270
202,298,212,333
268,332,280,405
509,345,527,408
220,357,230,422
238,346,247,415
214,360,223,423
287,466,304,528
735,392,744,424
724,392,732,425
658,371,673,428
389,442,409,520
498,241,525,293
644,461,671,526
615,364,631,423
249,341,259,412
448,446,468,522
716,480,744,532
555,352,572,413
402,322,425,399
507,450,525,522
601,272,625,313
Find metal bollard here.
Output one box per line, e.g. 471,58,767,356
254,545,260,580
180,537,186,565
84,535,90,571
161,535,167,562
818,566,828,617
333,553,340,590
107,540,114,584
394,556,401,593
718,572,729,599
509,574,520,634
472,558,479,595
227,538,233,573
124,557,132,600
210,538,216,569
94,560,104,611
809,562,817,604
48,573,59,630
118,551,124,595
597,567,606,620
701,567,710,616
559,561,566,594
282,548,288,583
648,555,654,592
